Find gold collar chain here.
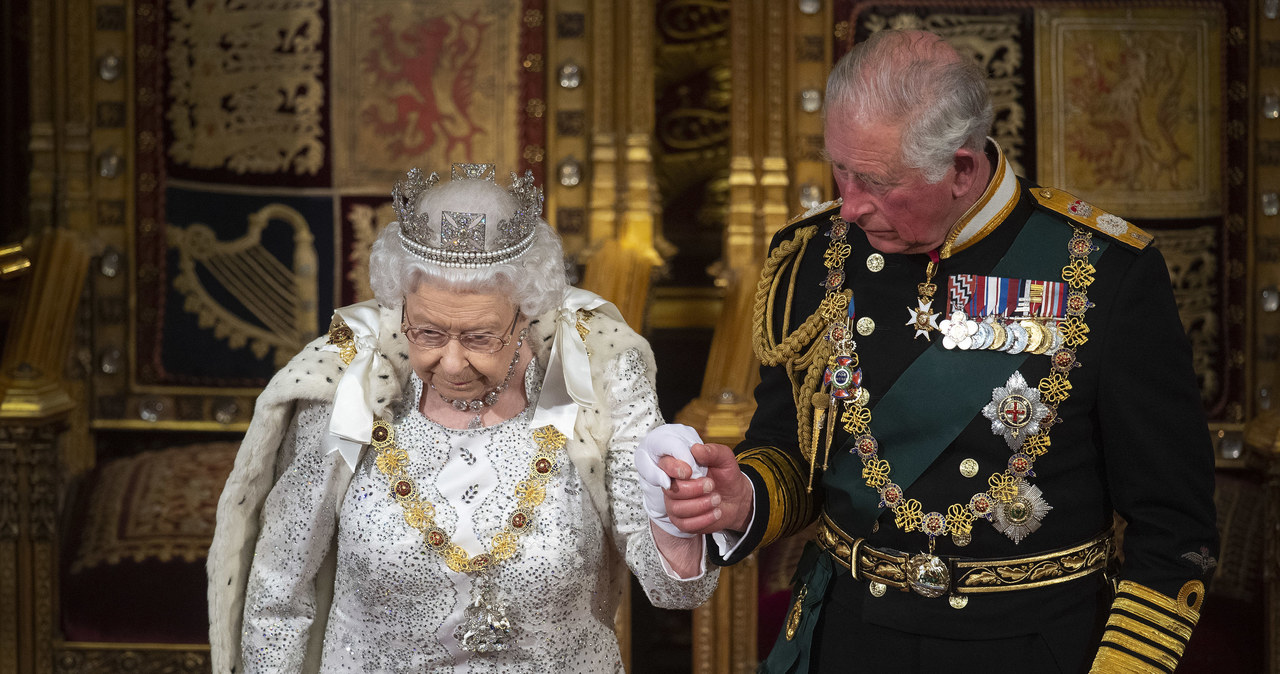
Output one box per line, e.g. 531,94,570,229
369,419,567,574
824,223,1099,552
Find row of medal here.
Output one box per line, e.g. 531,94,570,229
937,310,1063,355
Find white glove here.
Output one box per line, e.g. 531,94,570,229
634,424,707,538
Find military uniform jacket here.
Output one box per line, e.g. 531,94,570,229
715,144,1218,672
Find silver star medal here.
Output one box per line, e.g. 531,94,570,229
905,299,940,340
993,480,1052,543
981,371,1050,450
938,311,979,350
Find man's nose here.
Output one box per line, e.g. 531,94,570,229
839,187,872,223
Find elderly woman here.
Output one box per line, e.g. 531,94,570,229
207,164,717,672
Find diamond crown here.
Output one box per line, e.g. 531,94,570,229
392,163,543,269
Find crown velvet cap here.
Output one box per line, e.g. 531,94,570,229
393,163,543,269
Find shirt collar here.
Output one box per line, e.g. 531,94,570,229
946,138,1020,255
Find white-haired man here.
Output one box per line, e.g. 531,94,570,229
640,29,1218,673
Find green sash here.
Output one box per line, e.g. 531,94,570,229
822,213,1107,534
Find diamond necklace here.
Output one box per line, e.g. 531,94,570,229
433,327,529,429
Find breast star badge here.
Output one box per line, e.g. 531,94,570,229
981,371,1050,450
906,299,940,340
992,481,1052,544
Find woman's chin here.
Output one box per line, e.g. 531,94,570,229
433,381,483,400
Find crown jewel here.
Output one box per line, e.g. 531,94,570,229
393,163,543,269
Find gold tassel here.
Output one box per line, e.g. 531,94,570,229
808,393,829,493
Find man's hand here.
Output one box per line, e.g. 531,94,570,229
634,424,706,538
659,442,753,535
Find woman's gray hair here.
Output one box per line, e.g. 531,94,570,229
824,29,993,183
368,175,568,316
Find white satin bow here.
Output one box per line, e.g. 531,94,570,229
531,287,625,437
321,300,383,471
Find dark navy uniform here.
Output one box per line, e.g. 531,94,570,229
714,145,1218,673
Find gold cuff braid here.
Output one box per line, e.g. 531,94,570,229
1088,579,1205,674
738,446,815,548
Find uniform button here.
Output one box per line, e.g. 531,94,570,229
959,458,979,478
866,253,885,272
1039,188,1053,199
949,595,969,609
869,581,887,597
856,317,875,336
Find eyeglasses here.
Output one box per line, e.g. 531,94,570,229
400,308,521,354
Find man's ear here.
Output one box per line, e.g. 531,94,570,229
950,146,987,198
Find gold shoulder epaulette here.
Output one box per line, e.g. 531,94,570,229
785,198,843,226
1032,187,1152,251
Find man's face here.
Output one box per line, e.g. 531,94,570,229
824,111,960,255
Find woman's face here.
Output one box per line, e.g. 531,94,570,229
401,283,525,402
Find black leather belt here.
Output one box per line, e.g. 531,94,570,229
816,512,1114,598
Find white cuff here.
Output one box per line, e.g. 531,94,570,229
711,478,757,559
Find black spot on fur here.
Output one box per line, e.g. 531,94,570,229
306,370,312,375
337,366,344,372
238,497,246,505
295,378,301,383
379,374,390,379
391,333,398,339
399,353,409,360
326,377,333,383
313,346,320,351
377,397,385,403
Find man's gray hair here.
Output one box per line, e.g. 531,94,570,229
368,195,568,316
824,29,993,183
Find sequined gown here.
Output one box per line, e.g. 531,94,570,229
241,348,715,673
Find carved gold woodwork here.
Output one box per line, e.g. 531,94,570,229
680,1,821,671
52,645,210,674
1,230,89,674
578,0,665,327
